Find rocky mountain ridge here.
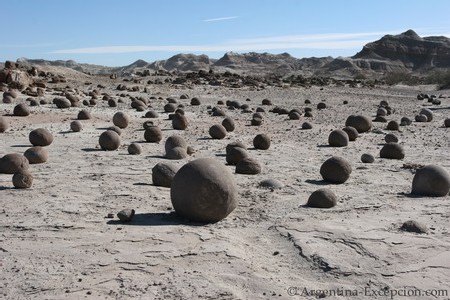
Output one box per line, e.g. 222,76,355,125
11,30,450,78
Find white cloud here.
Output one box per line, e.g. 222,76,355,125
50,30,449,55
202,16,239,22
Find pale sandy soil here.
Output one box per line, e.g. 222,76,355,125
1,74,450,299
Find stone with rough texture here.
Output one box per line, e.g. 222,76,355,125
328,129,349,147
12,171,33,189
112,112,130,129
209,124,227,139
0,154,29,174
380,143,405,159
345,115,372,133
307,188,337,208
117,209,135,222
99,130,121,151
29,128,53,146
171,158,237,223
0,117,8,133
320,156,352,184
236,157,261,175
24,146,48,164
152,162,179,187
253,134,271,150
411,165,450,197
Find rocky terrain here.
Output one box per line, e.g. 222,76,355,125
17,30,450,78
1,29,450,300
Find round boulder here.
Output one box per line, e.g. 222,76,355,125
128,143,142,155
144,126,163,143
112,112,130,129
0,153,29,174
307,188,337,208
444,118,450,128
361,153,375,163
24,146,48,164
29,128,53,146
226,146,248,165
342,126,358,141
12,171,33,189
152,162,179,187
172,113,188,130
165,135,188,154
235,157,261,175
411,165,450,197
345,115,372,133
190,97,201,106
53,97,71,109
419,108,433,122
170,158,237,223
385,133,399,143
415,114,428,122
386,120,400,131
380,143,405,160
166,146,188,160
70,120,83,132
222,117,235,132
253,134,270,150
13,103,30,117
209,124,227,139
320,156,352,184
78,109,91,120
302,122,312,130
99,130,121,151
328,129,349,147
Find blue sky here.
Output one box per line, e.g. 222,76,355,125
1,0,449,66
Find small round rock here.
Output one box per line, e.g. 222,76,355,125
128,143,142,155
235,157,262,175
320,156,352,184
70,120,83,132
29,128,53,146
117,209,135,222
411,165,450,197
400,220,428,233
152,162,179,187
12,171,33,189
306,188,337,208
380,143,405,160
253,134,271,150
209,124,227,139
361,153,375,163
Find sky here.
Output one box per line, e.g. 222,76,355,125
1,0,450,67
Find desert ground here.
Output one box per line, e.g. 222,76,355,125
1,70,450,300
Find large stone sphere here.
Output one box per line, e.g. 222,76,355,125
253,134,271,150
99,130,121,150
307,188,337,208
222,117,235,132
320,156,352,184
171,158,237,223
345,115,372,133
12,171,33,189
328,129,349,147
172,113,188,130
152,162,179,187
70,120,83,132
13,103,30,117
112,112,130,129
0,153,29,174
165,135,187,154
29,128,53,146
209,124,227,139
144,126,163,143
411,165,450,197
342,126,358,141
380,143,405,159
24,146,49,164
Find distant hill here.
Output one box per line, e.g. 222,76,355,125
14,30,450,78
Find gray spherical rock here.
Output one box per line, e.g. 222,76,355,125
386,120,400,131
12,171,33,189
361,153,375,163
415,114,428,122
53,97,71,108
444,118,450,128
342,126,358,141
166,146,188,160
226,141,246,153
145,110,159,118
384,133,399,143
209,124,227,139
377,107,387,116
112,112,130,129
170,158,237,223
400,117,412,126
172,113,188,130
411,165,450,197
328,129,349,147
70,120,83,132
345,115,372,133
144,126,163,143
190,97,201,106
0,116,8,133
24,146,49,164
253,134,271,150
302,122,312,130
77,109,92,120
380,143,405,160
419,108,433,122
13,103,30,117
29,128,53,146
0,154,29,174
117,209,135,222
152,162,179,187
128,143,142,155
99,130,121,151
222,117,235,132
307,188,337,208
236,157,262,175
165,135,188,154
164,103,176,113
226,146,248,165
320,156,352,184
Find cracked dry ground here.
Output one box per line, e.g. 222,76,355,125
1,79,450,299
